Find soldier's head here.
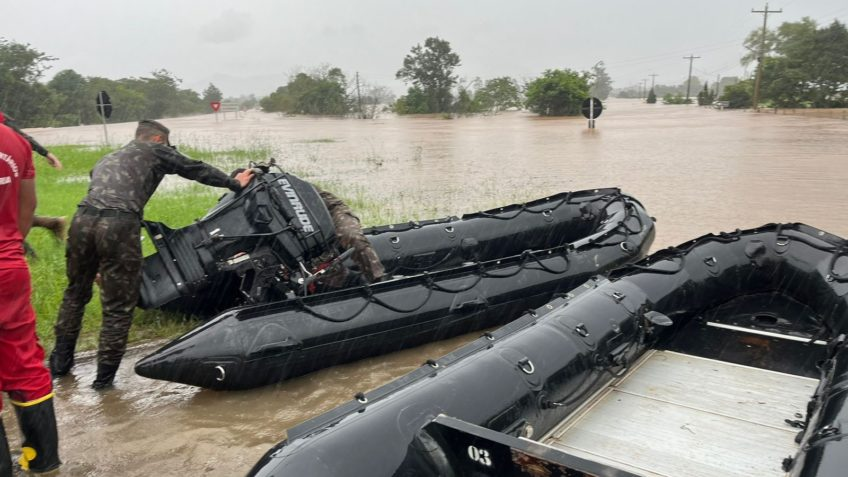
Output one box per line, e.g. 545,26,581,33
136,120,171,145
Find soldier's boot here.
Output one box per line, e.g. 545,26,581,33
32,216,66,242
12,397,61,474
1,419,12,477
48,337,77,378
91,362,120,390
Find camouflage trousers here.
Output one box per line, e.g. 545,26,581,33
321,190,385,282
331,211,384,283
54,210,142,366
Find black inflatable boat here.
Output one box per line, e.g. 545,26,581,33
134,188,655,390
140,164,641,316
248,223,848,477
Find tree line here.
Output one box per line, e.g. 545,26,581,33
0,39,253,127
617,18,847,109
723,18,847,108
2,36,614,126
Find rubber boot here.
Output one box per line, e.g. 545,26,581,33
48,337,77,378
12,397,61,474
1,419,12,477
32,216,66,242
91,362,120,390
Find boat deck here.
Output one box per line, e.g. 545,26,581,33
542,350,818,477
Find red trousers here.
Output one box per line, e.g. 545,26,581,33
0,267,53,412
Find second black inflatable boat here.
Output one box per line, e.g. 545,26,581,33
248,223,848,477
134,189,655,390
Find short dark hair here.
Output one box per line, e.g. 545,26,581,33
136,120,170,142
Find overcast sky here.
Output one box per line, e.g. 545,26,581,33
5,0,847,97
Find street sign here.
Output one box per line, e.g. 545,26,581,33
96,91,112,119
95,90,111,144
210,101,221,112
581,97,603,119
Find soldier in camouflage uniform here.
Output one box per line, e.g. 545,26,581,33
50,120,255,389
319,189,384,283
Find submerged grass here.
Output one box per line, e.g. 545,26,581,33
27,144,412,352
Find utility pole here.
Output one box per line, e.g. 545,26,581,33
751,3,781,110
649,74,659,91
683,55,701,101
355,71,363,119
642,79,648,100
715,74,721,98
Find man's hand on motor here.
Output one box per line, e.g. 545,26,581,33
235,169,255,188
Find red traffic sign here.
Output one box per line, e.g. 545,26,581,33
210,101,221,112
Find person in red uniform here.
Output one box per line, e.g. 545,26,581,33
0,121,61,474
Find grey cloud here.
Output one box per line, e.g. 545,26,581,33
198,10,253,44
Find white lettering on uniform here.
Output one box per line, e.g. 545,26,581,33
0,152,20,178
278,178,315,232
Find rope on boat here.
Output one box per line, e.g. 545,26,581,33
292,200,647,324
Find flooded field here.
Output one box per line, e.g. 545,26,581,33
4,99,848,476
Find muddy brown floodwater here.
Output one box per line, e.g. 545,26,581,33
3,99,848,476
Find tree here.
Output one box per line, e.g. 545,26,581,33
646,87,657,104
524,69,590,116
393,87,429,114
0,39,58,126
697,82,715,106
48,69,89,126
474,76,522,113
260,66,349,115
396,37,461,113
202,83,223,103
720,81,753,108
589,62,613,100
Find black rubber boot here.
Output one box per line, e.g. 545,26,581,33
1,419,12,477
91,362,120,390
12,397,61,473
48,337,77,378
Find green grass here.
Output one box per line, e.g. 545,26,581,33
27,144,409,352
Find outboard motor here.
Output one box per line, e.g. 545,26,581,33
140,160,340,313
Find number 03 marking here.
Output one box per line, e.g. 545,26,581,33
467,445,493,466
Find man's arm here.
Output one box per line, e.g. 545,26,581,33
152,144,252,191
18,178,36,238
2,118,62,169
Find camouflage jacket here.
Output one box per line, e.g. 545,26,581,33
81,140,241,216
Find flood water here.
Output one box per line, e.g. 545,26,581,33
3,99,848,476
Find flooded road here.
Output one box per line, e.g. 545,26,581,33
4,99,848,476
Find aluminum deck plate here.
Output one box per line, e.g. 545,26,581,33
543,350,817,477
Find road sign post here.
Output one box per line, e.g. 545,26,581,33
210,101,221,122
96,90,112,144
581,97,603,129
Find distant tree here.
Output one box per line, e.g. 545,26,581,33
261,66,349,115
524,69,590,116
393,86,429,114
663,93,692,105
720,81,753,108
0,39,58,126
646,87,657,104
48,69,89,126
697,82,715,106
474,76,522,113
396,37,461,113
589,62,613,100
359,84,394,119
452,85,480,115
202,83,223,103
